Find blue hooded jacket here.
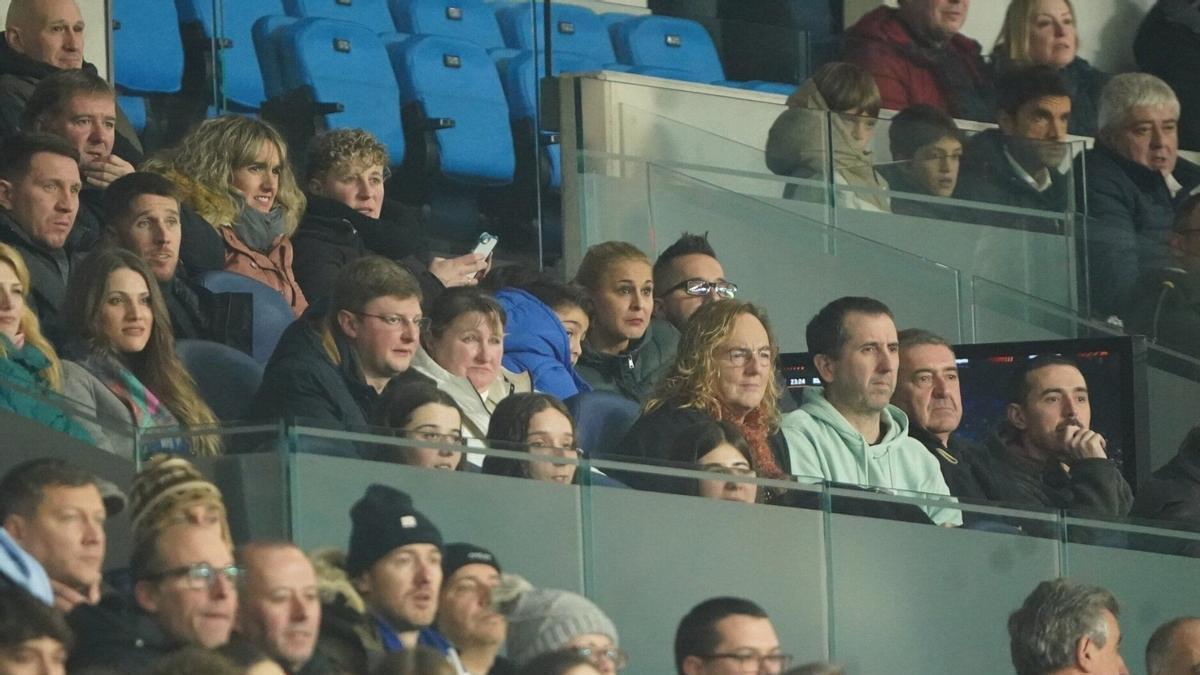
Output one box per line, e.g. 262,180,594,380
495,288,591,400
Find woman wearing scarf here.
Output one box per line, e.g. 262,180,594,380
143,116,308,316
765,61,891,213
60,249,221,459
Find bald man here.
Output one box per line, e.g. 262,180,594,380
0,0,142,162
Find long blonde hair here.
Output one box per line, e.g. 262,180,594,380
142,116,305,234
0,243,63,390
646,300,781,432
994,0,1078,65
63,249,223,456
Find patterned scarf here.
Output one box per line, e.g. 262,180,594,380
713,401,784,479
79,352,188,457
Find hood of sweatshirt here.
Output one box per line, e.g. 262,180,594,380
797,386,915,474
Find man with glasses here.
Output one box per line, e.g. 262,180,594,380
674,597,791,675
652,232,737,332
250,255,433,456
781,296,960,526
68,523,237,673
1128,193,1200,357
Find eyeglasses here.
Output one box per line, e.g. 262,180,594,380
700,652,794,673
661,278,738,300
701,464,757,478
143,563,242,591
404,429,465,445
352,311,430,332
722,347,775,368
573,646,629,670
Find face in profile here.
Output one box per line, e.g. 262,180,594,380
524,407,577,484
553,303,589,366
398,402,463,470
428,311,504,392
589,259,653,348
232,142,282,214
0,261,24,343
99,266,153,354
905,136,962,197
696,442,757,504
311,160,386,220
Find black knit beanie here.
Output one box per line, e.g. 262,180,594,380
346,484,443,578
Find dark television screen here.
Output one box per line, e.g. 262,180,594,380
778,336,1143,488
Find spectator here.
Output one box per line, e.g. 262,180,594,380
842,0,992,122
60,248,221,458
0,0,142,160
890,329,988,502
1128,193,1200,355
0,586,73,675
502,581,623,674
142,116,308,316
69,523,238,673
236,541,335,675
482,393,579,484
493,279,591,400
518,650,600,675
956,66,1073,219
1135,0,1200,152
675,597,790,675
0,132,80,345
102,172,251,351
781,297,959,526
0,242,92,441
317,485,457,673
765,62,890,213
1146,617,1200,675
652,232,736,332
249,255,429,452
370,381,466,470
411,288,532,445
573,241,677,405
879,105,966,220
436,544,514,675
1007,578,1128,675
0,458,107,613
1086,73,1200,320
1132,425,1200,541
992,0,1108,137
294,128,487,305
661,420,759,504
128,454,230,545
974,355,1133,518
618,300,791,489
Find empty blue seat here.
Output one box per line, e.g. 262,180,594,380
195,272,296,365
176,0,286,109
252,15,299,100
112,0,184,95
284,0,395,30
389,0,506,51
389,34,514,184
176,340,264,422
275,17,406,165
611,15,726,84
495,3,616,66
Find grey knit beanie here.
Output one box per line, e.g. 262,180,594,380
503,583,619,666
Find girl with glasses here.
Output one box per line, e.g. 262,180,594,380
371,381,467,471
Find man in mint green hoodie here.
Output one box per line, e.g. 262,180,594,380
781,297,960,526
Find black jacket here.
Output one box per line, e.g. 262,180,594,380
1084,142,1200,319
575,318,678,405
0,209,73,347
67,592,183,675
1127,265,1200,358
956,128,1072,230
177,204,229,279
1131,427,1200,555
876,163,971,222
1136,1,1200,151
161,274,254,355
907,425,990,503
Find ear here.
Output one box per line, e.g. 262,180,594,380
1075,634,1093,671
652,296,665,317
1006,402,1027,431
997,110,1015,136
813,352,836,384
134,580,159,613
336,309,359,339
681,655,705,675
5,27,22,52
0,178,16,211
352,573,371,596
307,178,324,195
2,516,27,543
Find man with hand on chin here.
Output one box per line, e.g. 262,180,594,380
976,355,1133,518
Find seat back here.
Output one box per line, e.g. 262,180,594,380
175,0,287,109
612,15,725,83
565,391,641,459
252,15,300,100
195,271,296,364
495,3,615,64
278,17,406,165
498,50,598,121
284,0,396,30
390,34,514,184
389,0,504,50
175,340,264,422
112,0,184,94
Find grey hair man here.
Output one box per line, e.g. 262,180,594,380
1007,578,1129,675
1146,617,1200,675
1086,73,1200,321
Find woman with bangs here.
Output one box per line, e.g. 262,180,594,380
143,116,308,316
60,248,221,459
613,300,790,493
0,243,93,442
766,61,891,212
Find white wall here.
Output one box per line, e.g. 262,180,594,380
844,0,1156,73
0,0,109,78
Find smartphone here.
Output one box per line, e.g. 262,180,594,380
472,232,499,258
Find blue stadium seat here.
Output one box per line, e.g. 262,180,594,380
600,11,636,30
274,17,406,166
566,391,640,460
611,15,727,84
175,340,264,422
252,15,299,100
175,0,285,110
495,3,618,66
389,0,507,52
195,272,296,365
389,34,514,185
117,95,147,133
284,0,395,30
112,0,184,95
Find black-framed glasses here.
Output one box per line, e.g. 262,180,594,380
700,652,793,673
573,646,629,670
660,278,738,299
352,311,430,332
143,563,242,591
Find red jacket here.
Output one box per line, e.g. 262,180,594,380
843,6,991,120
